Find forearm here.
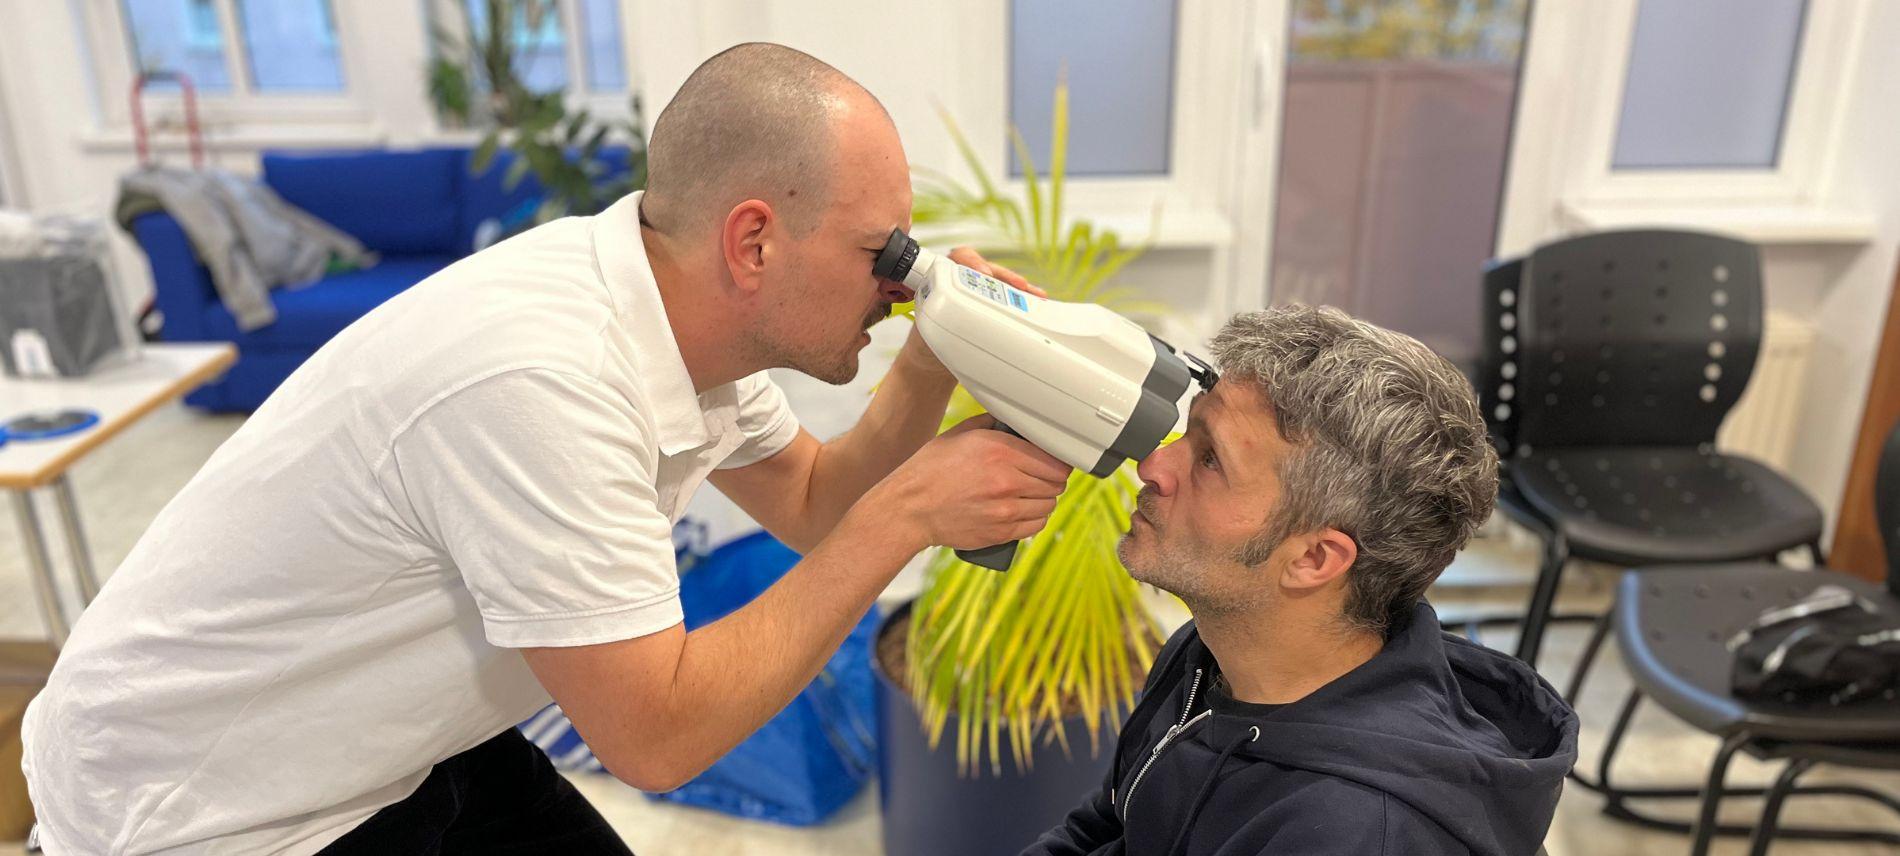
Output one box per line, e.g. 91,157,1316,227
614,509,921,788
797,333,956,537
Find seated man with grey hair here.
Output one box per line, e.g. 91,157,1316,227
1024,306,1579,856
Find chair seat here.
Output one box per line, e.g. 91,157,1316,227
1512,447,1822,565
1615,565,1900,743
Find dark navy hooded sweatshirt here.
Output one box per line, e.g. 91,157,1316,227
1022,602,1579,856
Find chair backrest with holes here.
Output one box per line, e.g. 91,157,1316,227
1513,230,1763,449
1876,418,1900,597
1478,256,1524,458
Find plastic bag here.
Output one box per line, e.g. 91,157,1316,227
521,531,878,825
0,212,139,378
1730,584,1900,705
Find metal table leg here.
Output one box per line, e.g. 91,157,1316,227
51,475,100,604
10,490,69,646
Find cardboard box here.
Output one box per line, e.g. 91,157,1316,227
0,642,55,842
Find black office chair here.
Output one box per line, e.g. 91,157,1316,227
1449,257,1601,647
1477,231,1826,673
1598,420,1900,854
1477,256,1524,460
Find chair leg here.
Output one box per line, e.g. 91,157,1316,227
1516,533,1570,667
1589,688,1644,803
1581,697,1900,846
1749,758,1817,856
1804,539,1827,567
1563,610,1613,705
1690,733,1750,856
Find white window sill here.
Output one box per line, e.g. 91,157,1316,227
1559,199,1875,246
78,124,389,156
912,205,1234,252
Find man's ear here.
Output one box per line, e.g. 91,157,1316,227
721,199,774,295
1281,528,1358,592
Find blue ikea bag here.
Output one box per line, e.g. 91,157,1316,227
521,531,878,825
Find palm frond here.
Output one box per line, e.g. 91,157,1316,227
905,81,1168,776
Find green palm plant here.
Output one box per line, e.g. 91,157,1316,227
898,82,1171,777
426,0,647,223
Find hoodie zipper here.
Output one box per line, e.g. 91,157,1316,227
1119,668,1206,822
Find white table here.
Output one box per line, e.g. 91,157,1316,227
0,343,236,646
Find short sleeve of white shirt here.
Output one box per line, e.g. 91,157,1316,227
390,368,684,649
719,371,801,470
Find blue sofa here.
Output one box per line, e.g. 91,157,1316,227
130,146,629,411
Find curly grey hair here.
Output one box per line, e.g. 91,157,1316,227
1213,305,1498,636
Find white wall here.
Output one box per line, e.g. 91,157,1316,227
1775,1,1900,528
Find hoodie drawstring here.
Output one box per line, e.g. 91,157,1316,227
1165,725,1260,856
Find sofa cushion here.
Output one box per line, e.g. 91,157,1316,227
200,255,457,349
263,149,463,256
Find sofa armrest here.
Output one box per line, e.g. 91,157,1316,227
128,211,216,341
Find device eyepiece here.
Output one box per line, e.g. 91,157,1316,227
873,228,920,283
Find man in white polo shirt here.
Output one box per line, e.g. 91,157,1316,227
22,43,1069,854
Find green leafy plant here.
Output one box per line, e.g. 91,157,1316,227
898,82,1170,777
425,0,647,222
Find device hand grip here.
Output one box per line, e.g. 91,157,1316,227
956,421,1028,572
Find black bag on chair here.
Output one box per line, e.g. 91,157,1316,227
1729,585,1900,705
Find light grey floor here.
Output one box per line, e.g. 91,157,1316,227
3,403,1897,855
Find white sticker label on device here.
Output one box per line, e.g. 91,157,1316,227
958,266,1030,312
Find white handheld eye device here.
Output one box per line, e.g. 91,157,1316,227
873,228,1216,571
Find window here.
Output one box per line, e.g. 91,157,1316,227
1268,0,1532,365
1612,0,1806,169
184,0,220,48
121,0,234,91
1494,0,1866,252
119,0,344,94
1008,0,1176,177
236,0,344,91
452,0,629,96
463,0,568,93
579,0,626,93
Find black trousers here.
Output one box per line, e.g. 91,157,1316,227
318,728,634,855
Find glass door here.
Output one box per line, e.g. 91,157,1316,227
1239,0,1533,372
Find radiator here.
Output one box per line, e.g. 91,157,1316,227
1718,311,1815,470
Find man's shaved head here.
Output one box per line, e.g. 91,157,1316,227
642,42,883,238
638,42,912,390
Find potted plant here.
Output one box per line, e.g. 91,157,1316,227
875,82,1171,856
425,0,646,224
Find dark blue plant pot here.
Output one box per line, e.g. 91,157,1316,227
874,600,1114,856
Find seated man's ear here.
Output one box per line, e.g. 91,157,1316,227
1280,528,1358,592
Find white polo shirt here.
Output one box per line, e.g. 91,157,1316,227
21,192,800,855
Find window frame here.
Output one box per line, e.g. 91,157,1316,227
1566,0,1861,207
1497,0,1873,252
932,0,1250,249
81,0,371,130
431,0,637,120
570,0,632,104
562,0,637,115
